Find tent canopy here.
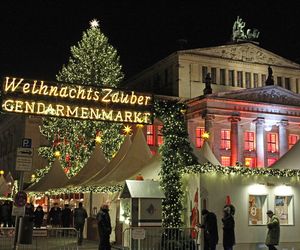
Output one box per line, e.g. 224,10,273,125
91,128,153,186
271,140,300,169
26,158,69,192
83,134,132,186
66,144,108,186
191,141,221,165
0,175,10,196
119,180,165,199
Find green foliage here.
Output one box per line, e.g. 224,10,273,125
38,22,124,177
154,99,197,228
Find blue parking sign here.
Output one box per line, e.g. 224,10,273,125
22,138,32,148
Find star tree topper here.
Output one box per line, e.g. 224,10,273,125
90,19,99,28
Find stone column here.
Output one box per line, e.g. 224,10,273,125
202,113,215,147
228,116,241,166
279,120,288,157
254,117,265,168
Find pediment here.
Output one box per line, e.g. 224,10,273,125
211,86,300,106
183,43,300,69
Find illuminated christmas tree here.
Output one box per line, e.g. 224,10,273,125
38,19,124,177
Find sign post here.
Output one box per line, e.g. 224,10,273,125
13,139,33,250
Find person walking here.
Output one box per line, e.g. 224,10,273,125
97,204,112,250
222,206,235,250
198,209,219,250
73,202,87,246
33,205,44,228
265,210,280,250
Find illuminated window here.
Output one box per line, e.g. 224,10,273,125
195,127,205,148
221,156,231,167
267,133,278,153
221,129,231,150
157,125,164,146
146,125,155,146
267,157,278,167
288,134,299,149
244,131,255,151
244,157,256,168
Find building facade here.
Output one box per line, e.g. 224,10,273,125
129,42,300,167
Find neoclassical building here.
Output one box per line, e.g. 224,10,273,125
127,42,300,167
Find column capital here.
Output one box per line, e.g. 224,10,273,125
253,117,265,125
228,115,241,123
278,119,288,127
201,112,215,121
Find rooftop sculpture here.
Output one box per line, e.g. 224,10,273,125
232,16,260,43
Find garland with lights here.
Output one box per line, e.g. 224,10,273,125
154,99,198,228
184,162,300,178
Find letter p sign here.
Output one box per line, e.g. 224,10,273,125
22,138,32,148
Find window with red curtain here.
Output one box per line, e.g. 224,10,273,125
221,156,231,166
195,127,205,148
244,131,255,151
244,157,256,168
221,129,231,149
146,125,155,145
267,133,278,153
288,134,299,149
267,157,277,167
157,125,164,146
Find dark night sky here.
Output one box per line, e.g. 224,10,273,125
1,0,300,82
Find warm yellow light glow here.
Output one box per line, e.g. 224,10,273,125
54,151,61,158
0,170,4,175
136,124,144,128
274,185,293,195
202,131,210,140
248,184,268,195
180,109,187,114
245,160,250,167
95,136,102,144
123,125,132,135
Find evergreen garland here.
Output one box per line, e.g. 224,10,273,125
154,99,198,228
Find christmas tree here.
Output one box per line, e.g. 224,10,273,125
38,19,124,177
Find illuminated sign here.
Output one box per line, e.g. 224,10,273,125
1,77,153,124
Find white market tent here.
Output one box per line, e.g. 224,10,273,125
191,141,221,165
271,140,300,169
66,144,108,186
91,128,152,186
83,134,132,186
26,158,69,192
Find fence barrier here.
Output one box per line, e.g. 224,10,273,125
0,227,79,250
122,227,199,250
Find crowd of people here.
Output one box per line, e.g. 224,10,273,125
198,205,280,250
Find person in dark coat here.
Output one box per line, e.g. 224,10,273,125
1,200,12,227
34,205,44,228
222,206,235,250
73,202,87,245
61,204,73,227
97,204,112,250
198,209,219,250
265,210,280,250
48,203,62,227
